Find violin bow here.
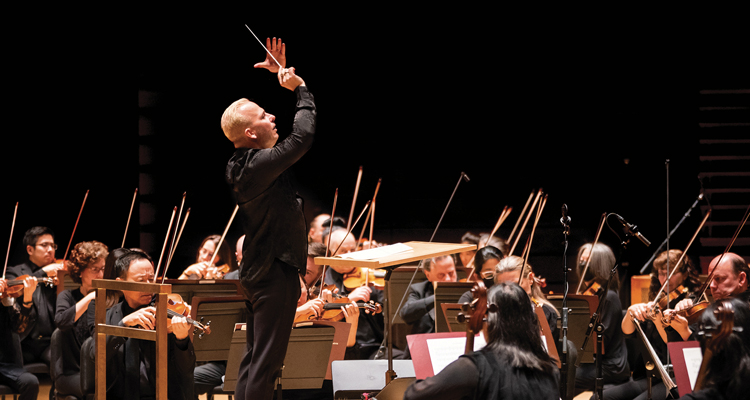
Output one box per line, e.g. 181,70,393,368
356,178,382,249
2,202,18,279
61,190,89,266
508,189,543,256
507,189,535,246
197,205,240,283
347,166,363,232
166,192,187,268
318,188,338,298
518,194,548,285
692,203,749,303
331,201,371,257
154,207,177,280
651,209,711,312
466,205,511,283
122,188,138,248
576,212,606,294
163,208,191,283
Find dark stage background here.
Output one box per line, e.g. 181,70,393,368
3,10,746,293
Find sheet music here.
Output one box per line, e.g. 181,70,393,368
426,333,487,374
682,347,703,390
336,242,413,260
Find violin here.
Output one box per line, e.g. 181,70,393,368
656,284,689,310
0,275,57,299
581,280,603,296
663,298,710,326
342,267,385,290
147,293,212,338
295,285,382,324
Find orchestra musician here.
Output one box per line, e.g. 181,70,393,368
458,245,504,303
574,242,630,395
664,252,749,341
221,36,313,400
403,282,560,400
308,213,331,243
399,255,458,358
104,250,194,400
608,249,700,400
1,276,40,400
5,227,66,376
53,240,108,399
457,231,480,268
178,234,237,280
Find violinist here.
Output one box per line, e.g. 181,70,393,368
457,231,480,268
53,240,108,399
225,235,244,279
678,297,750,400
403,282,560,400
178,234,237,280
323,228,389,360
104,250,195,400
573,242,630,395
304,241,326,288
664,252,749,341
458,245,504,303
6,226,65,370
307,213,331,243
607,249,699,400
400,255,457,338
1,276,40,400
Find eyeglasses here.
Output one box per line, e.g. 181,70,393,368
87,267,105,274
480,271,495,280
36,242,58,250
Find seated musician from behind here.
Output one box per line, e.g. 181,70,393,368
403,282,560,400
607,249,699,400
458,245,504,304
678,297,750,400
663,251,749,341
400,255,458,337
105,250,195,400
178,234,237,280
574,242,630,395
53,240,108,399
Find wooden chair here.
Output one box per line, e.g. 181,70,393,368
92,279,172,400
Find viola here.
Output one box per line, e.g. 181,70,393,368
0,275,57,299
342,267,385,290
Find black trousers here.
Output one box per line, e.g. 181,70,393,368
234,260,301,400
0,366,40,400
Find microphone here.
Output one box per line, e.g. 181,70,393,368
461,172,470,182
614,214,651,247
560,204,571,225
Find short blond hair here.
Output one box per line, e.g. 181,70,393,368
221,98,251,144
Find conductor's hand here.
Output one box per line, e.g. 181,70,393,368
278,67,305,91
170,316,191,340
254,37,286,73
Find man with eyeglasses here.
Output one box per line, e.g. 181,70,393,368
5,226,66,387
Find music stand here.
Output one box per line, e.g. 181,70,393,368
668,341,702,397
315,241,476,387
433,282,474,332
548,294,599,363
440,303,465,333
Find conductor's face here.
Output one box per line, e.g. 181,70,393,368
242,102,277,149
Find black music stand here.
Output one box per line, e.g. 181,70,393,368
315,241,476,389
433,282,474,332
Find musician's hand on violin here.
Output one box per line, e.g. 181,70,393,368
347,286,371,303
123,306,157,330
342,301,360,321
674,298,694,312
297,298,326,319
254,37,286,73
22,276,38,305
320,289,334,304
170,316,191,340
278,67,304,91
179,262,209,279
0,278,7,294
42,262,65,278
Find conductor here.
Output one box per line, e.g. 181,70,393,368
220,37,315,400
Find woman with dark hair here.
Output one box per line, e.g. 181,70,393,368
458,246,504,304
403,282,560,400
574,242,630,395
53,240,109,398
178,234,237,279
679,297,750,400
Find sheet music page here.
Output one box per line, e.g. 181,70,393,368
682,347,703,390
426,333,486,375
336,243,413,260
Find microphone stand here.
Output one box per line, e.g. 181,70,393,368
559,205,571,400
639,192,703,274
575,225,630,400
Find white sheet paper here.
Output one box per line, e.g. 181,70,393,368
426,333,487,375
682,347,703,390
336,243,413,260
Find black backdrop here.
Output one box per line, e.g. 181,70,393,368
3,9,746,285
